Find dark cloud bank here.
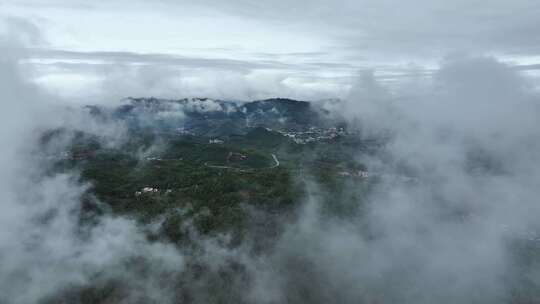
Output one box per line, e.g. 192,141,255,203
3,22,540,304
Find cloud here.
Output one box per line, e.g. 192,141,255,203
182,0,540,57
30,59,348,102
0,20,184,304
7,1,540,101
26,48,297,71
156,54,540,303
263,54,540,303
3,7,540,304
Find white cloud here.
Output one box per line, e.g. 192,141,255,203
0,21,184,304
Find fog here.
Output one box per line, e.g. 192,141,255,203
0,30,184,304
2,8,540,304
259,55,540,303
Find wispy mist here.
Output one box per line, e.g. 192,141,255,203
252,55,540,303
0,28,185,304
2,7,540,304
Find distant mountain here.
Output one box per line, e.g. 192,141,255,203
243,98,321,129
89,97,339,137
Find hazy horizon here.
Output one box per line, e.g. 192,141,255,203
2,1,540,304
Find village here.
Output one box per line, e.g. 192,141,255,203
278,126,347,144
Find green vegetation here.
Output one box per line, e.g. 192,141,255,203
49,127,373,248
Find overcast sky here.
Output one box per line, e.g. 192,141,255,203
2,0,540,101
3,3,540,302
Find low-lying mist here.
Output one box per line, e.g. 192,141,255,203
2,32,540,304
261,55,540,303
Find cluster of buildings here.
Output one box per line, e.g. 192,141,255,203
209,138,225,144
135,187,173,196
176,127,194,135
338,170,369,178
227,152,247,162
57,150,97,161
278,127,347,144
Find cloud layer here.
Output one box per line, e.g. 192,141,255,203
5,1,540,101
2,3,540,303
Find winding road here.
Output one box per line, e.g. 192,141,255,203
270,153,280,168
